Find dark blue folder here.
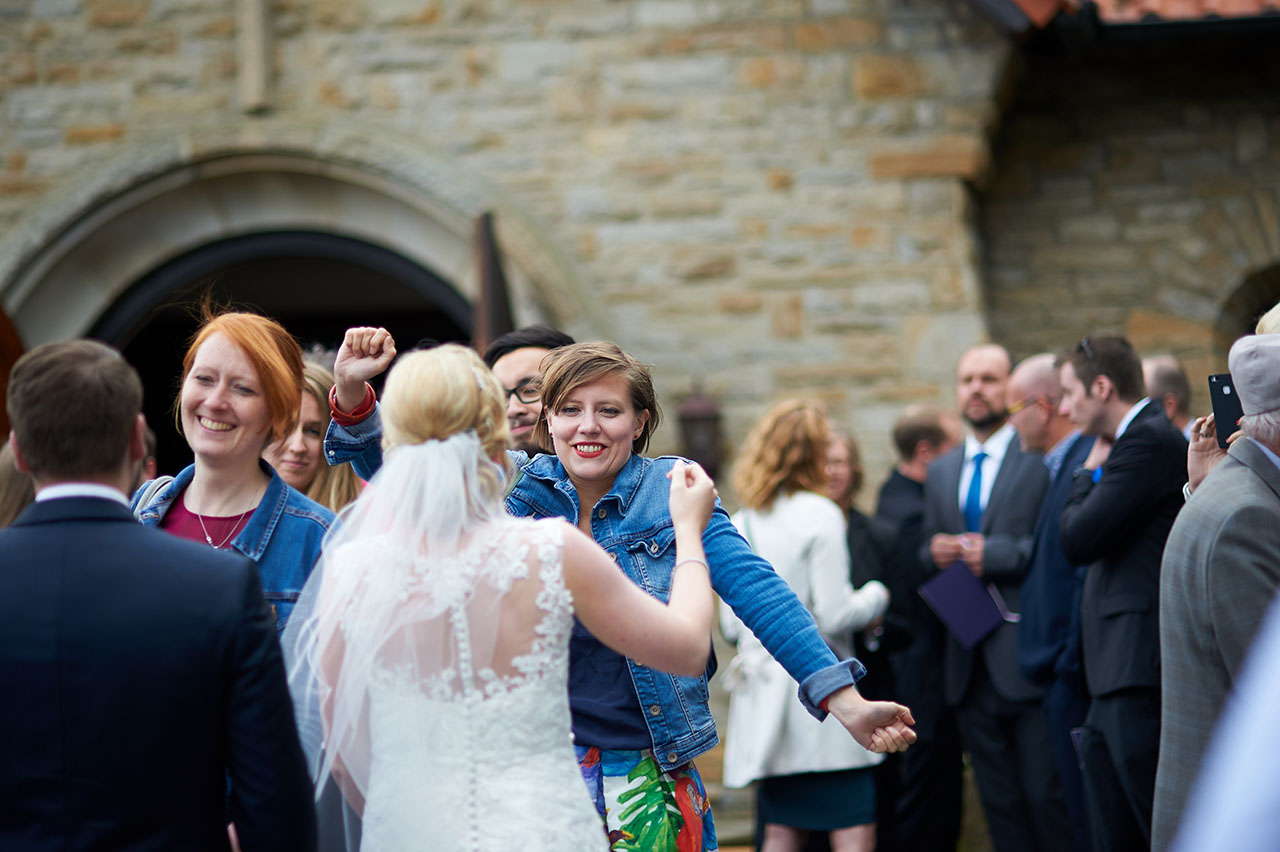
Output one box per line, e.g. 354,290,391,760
918,561,1004,649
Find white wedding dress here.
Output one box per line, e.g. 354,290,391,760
353,521,606,851
285,435,608,852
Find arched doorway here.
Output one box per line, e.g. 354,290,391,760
1215,264,1280,357
91,231,471,475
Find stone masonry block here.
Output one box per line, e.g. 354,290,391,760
87,0,144,28
868,135,986,179
63,123,125,143
853,54,927,100
794,18,881,51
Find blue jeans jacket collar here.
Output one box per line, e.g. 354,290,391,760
520,451,648,519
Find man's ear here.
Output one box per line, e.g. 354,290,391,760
9,431,31,474
1094,374,1115,403
127,414,148,465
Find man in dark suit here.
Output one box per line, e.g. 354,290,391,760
0,340,316,852
876,405,963,852
1057,334,1187,852
922,344,1071,852
1008,353,1095,852
1152,334,1280,851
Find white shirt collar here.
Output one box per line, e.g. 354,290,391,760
1114,398,1152,442
964,421,1016,464
35,482,130,507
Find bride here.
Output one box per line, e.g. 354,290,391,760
283,344,719,850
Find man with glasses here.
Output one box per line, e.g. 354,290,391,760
1007,353,1095,852
921,344,1070,852
482,325,576,454
1056,334,1187,852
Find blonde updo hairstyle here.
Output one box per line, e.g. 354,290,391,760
733,399,831,511
380,344,511,487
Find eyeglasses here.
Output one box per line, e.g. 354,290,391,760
1006,396,1040,416
501,378,542,405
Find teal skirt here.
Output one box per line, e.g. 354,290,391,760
757,766,876,831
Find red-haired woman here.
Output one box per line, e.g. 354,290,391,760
131,311,334,634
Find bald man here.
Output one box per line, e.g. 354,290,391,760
920,344,1070,852
1008,354,1095,852
1143,355,1193,440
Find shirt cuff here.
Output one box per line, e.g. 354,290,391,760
797,658,867,721
330,383,376,425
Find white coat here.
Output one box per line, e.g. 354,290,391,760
719,490,889,788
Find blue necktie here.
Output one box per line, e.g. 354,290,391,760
964,450,987,533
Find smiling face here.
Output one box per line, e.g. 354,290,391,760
180,332,273,467
546,372,648,499
491,346,550,452
262,390,324,491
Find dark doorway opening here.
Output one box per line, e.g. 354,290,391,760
90,231,471,478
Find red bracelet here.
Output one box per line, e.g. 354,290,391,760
329,383,376,426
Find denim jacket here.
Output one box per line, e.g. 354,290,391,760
131,460,334,635
326,410,864,770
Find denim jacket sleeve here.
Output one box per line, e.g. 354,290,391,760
706,504,865,718
324,405,385,481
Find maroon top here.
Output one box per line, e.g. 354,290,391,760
160,493,251,550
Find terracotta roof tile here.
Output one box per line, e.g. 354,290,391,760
1091,0,1280,21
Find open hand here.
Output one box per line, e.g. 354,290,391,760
929,533,963,568
333,327,397,411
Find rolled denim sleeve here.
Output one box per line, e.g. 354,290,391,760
797,658,867,720
324,406,385,480
705,499,869,720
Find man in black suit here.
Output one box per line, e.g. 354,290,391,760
1008,353,1096,852
0,340,316,852
876,405,963,852
1058,334,1188,852
921,343,1070,852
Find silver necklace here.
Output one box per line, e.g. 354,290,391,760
195,507,252,549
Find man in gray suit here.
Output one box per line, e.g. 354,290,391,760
1153,334,1280,851
922,344,1071,852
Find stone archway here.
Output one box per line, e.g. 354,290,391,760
1215,264,1280,352
0,117,608,348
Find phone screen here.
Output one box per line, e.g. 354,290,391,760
1208,373,1244,449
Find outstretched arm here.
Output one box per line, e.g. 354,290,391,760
824,685,917,753
564,462,716,677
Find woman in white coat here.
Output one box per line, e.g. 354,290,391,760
720,400,890,852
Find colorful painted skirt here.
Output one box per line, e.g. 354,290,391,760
575,745,718,851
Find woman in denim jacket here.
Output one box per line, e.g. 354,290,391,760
325,329,914,851
132,312,334,635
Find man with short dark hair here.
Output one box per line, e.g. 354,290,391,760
1143,354,1193,440
483,324,575,453
1153,334,1280,851
1057,333,1187,852
876,404,963,852
0,339,316,852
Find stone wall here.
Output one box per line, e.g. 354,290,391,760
980,39,1280,410
0,0,1012,496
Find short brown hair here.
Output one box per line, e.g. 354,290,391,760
7,339,143,479
1060,334,1145,402
178,311,304,444
891,406,950,462
733,399,830,511
532,342,661,454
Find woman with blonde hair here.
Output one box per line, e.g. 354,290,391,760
721,400,891,852
324,329,916,851
264,362,362,514
0,442,34,528
284,343,721,850
131,311,334,634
